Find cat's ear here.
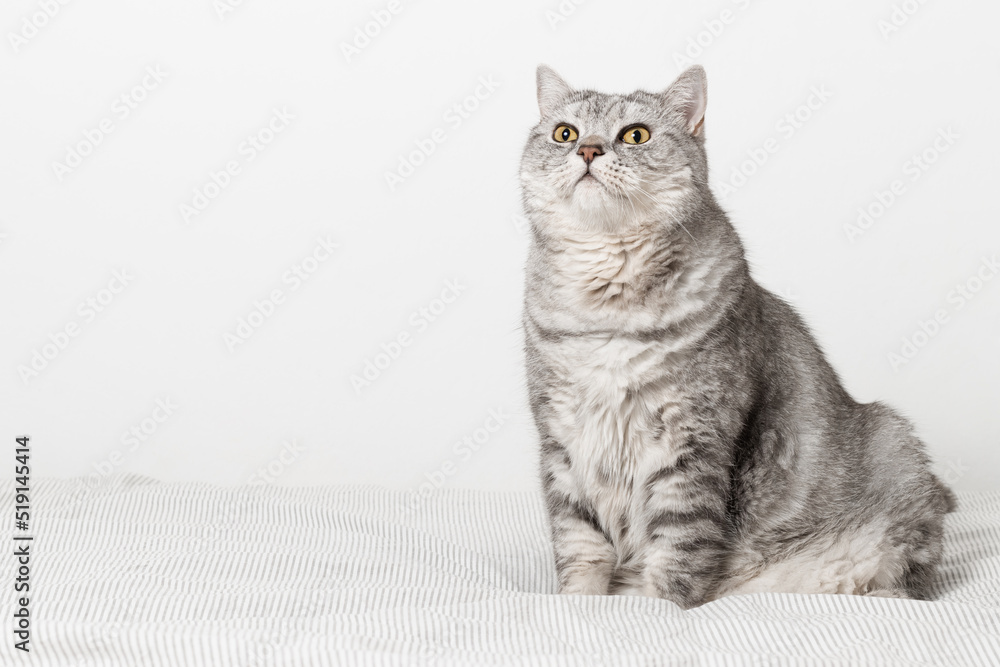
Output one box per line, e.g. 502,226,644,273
663,65,708,137
536,65,573,118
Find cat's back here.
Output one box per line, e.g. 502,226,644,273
729,284,953,531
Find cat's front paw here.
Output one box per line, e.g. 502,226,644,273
610,584,647,597
559,580,609,596
640,577,708,608
558,571,611,596
640,581,665,599
863,587,912,599
556,554,614,595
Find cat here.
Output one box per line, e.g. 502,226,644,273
521,64,956,609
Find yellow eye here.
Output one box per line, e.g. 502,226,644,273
553,125,578,143
621,126,651,145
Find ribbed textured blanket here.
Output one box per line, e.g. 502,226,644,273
1,474,998,666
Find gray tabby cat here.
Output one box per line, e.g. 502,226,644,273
521,65,955,608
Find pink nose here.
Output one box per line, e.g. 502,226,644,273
577,145,604,164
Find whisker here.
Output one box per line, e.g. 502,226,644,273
630,184,702,251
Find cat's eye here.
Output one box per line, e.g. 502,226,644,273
621,126,651,145
553,125,578,143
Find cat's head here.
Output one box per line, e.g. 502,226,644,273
520,66,710,235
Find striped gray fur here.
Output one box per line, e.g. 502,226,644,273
521,65,956,609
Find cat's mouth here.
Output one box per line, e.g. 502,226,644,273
577,172,603,186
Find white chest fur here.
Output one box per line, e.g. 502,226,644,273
550,232,659,303
542,334,691,555
533,229,720,555
535,227,723,336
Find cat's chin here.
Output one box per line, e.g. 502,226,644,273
568,195,639,234
567,209,634,235
570,178,614,217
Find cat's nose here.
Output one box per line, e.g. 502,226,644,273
577,143,605,164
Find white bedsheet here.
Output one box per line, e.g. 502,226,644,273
1,474,998,666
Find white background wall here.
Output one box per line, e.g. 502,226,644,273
2,0,997,493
